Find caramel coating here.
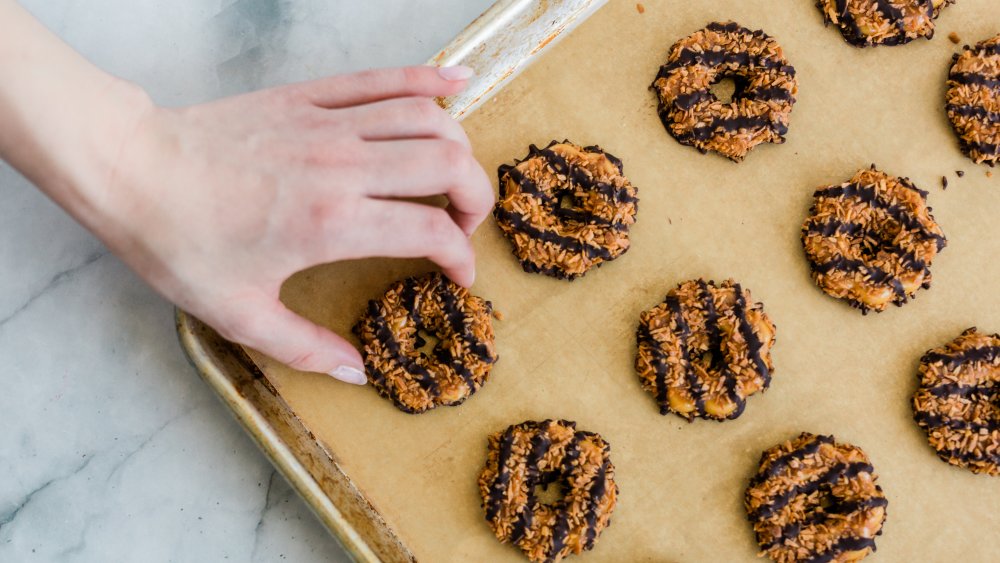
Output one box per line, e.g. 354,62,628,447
651,21,798,162
352,272,498,414
801,166,947,314
745,433,888,563
815,0,954,47
946,33,1000,166
494,141,639,280
478,420,618,563
635,279,776,421
912,327,1000,476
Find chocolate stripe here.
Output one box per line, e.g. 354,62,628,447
583,458,610,550
666,294,705,414
813,183,944,248
922,345,1000,367
510,432,551,543
949,71,1000,90
675,114,783,142
947,103,1000,125
811,256,906,301
923,381,995,400
486,430,517,522
751,461,874,521
366,300,440,400
804,218,930,271
637,324,671,415
494,207,614,261
751,434,834,487
699,280,737,411
804,535,877,563
914,411,1000,433
765,496,888,550
733,284,770,389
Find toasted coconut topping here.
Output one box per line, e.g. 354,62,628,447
745,433,888,563
494,140,639,280
352,272,498,414
478,420,618,563
801,166,947,314
635,278,777,421
651,21,798,162
912,327,1000,476
946,33,1000,166
815,0,955,47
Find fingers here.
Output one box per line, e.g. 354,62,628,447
359,140,494,235
316,200,476,287
296,65,472,109
350,96,471,147
218,297,368,384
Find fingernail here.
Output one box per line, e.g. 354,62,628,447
330,366,367,385
438,65,474,81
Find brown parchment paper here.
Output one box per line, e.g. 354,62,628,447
253,1,1000,561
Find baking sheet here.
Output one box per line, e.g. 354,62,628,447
254,0,1000,560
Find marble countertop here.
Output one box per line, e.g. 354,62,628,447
0,1,493,560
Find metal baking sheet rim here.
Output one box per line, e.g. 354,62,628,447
174,1,606,561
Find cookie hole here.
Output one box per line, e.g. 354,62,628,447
710,75,748,104
414,329,440,356
558,193,575,210
711,77,738,104
534,481,566,506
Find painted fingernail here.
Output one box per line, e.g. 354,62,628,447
438,65,474,81
330,366,367,385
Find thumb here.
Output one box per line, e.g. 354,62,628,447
223,298,367,385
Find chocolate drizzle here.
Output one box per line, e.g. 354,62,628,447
818,0,938,47
946,34,1000,166
802,167,946,313
651,21,798,161
746,433,888,562
636,279,775,422
494,141,639,280
478,420,618,562
912,328,1000,475
353,273,498,414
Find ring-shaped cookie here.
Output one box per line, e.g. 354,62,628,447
493,141,639,280
801,166,946,314
352,272,498,414
946,33,1000,166
478,419,618,563
651,22,799,162
635,278,776,421
912,327,1000,476
745,433,888,562
815,0,954,47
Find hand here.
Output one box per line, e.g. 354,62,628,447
92,66,494,384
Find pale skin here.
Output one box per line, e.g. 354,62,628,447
0,1,494,384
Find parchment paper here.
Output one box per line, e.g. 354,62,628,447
254,1,1000,560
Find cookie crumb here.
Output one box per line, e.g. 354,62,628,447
989,170,994,178
949,31,961,44
956,170,965,177
942,176,948,189
636,3,645,13
492,309,505,321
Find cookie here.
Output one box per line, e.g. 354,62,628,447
478,420,618,563
352,272,498,414
912,327,1000,476
651,21,798,162
816,0,955,47
494,141,639,280
635,279,776,421
946,33,1000,166
745,433,888,563
801,166,947,314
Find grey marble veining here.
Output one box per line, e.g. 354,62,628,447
1,0,494,560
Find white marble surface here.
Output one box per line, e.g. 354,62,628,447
0,1,494,561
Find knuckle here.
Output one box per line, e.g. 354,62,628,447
439,140,472,173
309,196,360,234
424,209,460,246
401,66,428,86
408,97,444,122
